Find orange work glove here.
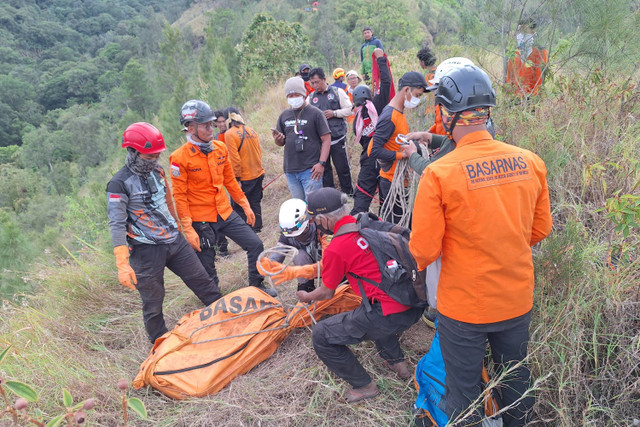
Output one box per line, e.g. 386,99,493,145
272,263,319,286
114,245,137,290
237,198,256,227
257,258,286,276
181,217,201,252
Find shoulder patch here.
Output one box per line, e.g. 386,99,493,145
109,194,121,203
171,163,181,177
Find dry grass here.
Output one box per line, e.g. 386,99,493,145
2,50,640,426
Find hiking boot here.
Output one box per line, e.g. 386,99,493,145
386,360,412,379
422,307,437,329
344,381,379,404
253,283,277,297
297,280,315,293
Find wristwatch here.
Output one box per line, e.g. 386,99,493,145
318,160,327,167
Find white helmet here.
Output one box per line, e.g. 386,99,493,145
429,57,475,85
279,199,309,237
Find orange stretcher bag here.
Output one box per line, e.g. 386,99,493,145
133,285,360,399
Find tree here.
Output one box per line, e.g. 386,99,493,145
122,58,155,118
236,13,311,81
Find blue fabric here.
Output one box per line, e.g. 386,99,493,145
414,320,449,427
285,168,322,201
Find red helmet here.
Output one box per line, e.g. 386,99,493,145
121,122,166,154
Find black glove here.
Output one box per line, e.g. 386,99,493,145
192,222,217,249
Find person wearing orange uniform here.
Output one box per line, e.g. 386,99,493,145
506,18,548,98
409,65,552,426
224,111,266,232
368,71,428,223
170,100,275,297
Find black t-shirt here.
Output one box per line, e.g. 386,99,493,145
276,105,331,173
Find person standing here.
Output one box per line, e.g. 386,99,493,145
225,111,265,233
360,26,383,83
170,100,275,296
272,77,331,201
368,71,428,223
350,48,392,216
308,67,354,196
107,122,222,343
506,18,548,98
331,68,347,90
409,65,552,426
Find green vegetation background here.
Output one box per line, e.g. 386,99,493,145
0,0,638,425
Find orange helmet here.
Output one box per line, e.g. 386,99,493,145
122,122,166,154
332,68,345,80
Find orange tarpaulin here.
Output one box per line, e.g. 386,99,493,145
133,285,361,399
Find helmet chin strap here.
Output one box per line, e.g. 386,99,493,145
440,105,461,142
192,123,210,143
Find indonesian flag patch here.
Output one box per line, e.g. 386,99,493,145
171,163,181,177
109,194,121,203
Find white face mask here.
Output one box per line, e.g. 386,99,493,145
287,96,304,109
404,93,421,109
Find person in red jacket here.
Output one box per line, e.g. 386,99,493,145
269,188,423,403
409,65,552,426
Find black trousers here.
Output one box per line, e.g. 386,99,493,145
438,311,534,427
312,303,422,388
232,174,264,232
195,212,264,287
378,177,405,224
322,139,354,196
351,145,380,215
129,235,222,342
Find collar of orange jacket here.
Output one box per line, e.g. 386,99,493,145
456,130,494,148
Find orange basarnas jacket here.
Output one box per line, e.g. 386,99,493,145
409,130,552,324
506,47,548,97
224,124,265,181
169,141,248,223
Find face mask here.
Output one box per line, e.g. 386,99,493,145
125,150,158,176
301,73,309,82
404,93,421,109
288,96,304,109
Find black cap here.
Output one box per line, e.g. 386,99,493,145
306,188,344,216
299,63,311,73
398,71,429,90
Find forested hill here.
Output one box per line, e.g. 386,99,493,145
0,0,189,147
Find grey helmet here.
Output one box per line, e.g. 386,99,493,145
179,100,216,126
352,85,373,107
435,65,496,113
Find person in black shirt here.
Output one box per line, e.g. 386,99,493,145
272,76,331,201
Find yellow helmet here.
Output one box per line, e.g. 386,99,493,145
332,68,346,79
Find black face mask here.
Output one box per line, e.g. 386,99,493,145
301,72,309,82
126,149,158,176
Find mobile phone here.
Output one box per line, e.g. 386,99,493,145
270,127,277,132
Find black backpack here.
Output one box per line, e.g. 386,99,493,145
334,213,427,310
